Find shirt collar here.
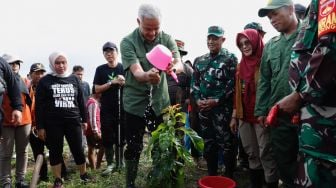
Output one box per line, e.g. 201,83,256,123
205,48,227,59
282,20,302,41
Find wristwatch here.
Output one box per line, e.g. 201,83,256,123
107,80,112,86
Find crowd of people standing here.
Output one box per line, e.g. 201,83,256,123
0,0,335,188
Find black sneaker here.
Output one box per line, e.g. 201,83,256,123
53,178,63,188
80,173,95,184
15,181,29,188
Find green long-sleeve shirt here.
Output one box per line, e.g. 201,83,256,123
255,25,301,116
120,28,180,117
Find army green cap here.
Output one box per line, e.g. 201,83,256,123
207,26,224,37
244,22,266,34
258,0,293,17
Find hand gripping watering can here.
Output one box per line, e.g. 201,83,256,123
146,44,179,83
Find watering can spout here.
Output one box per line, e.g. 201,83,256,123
170,71,179,83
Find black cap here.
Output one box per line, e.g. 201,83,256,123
30,63,46,73
294,3,306,14
102,42,118,52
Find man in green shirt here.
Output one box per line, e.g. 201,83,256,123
120,4,183,188
255,0,300,187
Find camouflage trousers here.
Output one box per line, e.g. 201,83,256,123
198,110,237,176
295,105,336,187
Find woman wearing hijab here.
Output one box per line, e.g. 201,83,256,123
230,29,278,188
36,52,92,188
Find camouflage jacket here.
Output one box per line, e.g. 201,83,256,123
191,48,237,111
290,0,336,107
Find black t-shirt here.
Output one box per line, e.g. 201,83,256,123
35,74,86,129
167,72,191,105
93,63,124,111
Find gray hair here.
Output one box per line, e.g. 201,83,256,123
138,4,161,22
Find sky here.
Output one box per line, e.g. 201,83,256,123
0,0,309,85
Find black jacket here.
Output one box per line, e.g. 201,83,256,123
0,57,23,122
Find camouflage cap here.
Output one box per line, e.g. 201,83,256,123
258,0,293,17
244,22,266,34
30,63,46,73
207,26,224,37
175,39,188,56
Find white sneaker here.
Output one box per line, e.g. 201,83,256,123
101,164,114,176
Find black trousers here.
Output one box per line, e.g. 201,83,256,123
124,112,162,161
30,130,68,177
100,110,125,149
45,119,85,166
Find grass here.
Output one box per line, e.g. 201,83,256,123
20,134,250,188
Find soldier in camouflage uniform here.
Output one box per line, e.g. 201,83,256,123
277,0,336,187
191,26,237,177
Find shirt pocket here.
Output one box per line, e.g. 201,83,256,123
213,67,224,81
269,51,281,76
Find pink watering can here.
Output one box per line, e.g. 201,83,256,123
146,44,179,83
